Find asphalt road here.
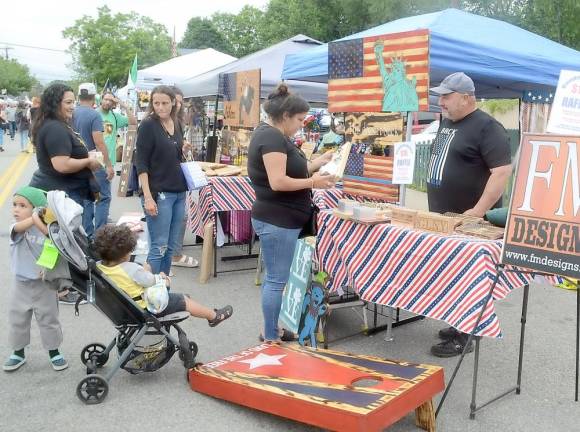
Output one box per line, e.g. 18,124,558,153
0,134,578,431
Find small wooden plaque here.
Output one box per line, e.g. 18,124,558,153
414,211,461,234
391,207,418,228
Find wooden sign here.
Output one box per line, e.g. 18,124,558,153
190,343,444,432
502,133,580,278
345,112,404,147
117,125,137,197
343,152,399,202
219,69,261,128
328,29,429,113
280,239,315,334
414,211,461,234
391,207,418,228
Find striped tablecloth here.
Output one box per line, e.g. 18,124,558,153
187,176,255,238
187,176,352,238
316,211,548,339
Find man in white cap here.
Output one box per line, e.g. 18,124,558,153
427,72,512,357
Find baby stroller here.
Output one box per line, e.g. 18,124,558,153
45,191,198,404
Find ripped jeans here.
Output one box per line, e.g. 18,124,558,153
143,191,186,275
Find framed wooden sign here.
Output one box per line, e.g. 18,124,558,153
117,125,137,197
219,69,261,128
328,29,429,113
502,133,580,278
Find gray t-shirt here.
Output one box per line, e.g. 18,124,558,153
73,106,104,151
10,223,46,282
5,106,16,122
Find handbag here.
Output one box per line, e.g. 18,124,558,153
299,203,319,239
180,160,208,190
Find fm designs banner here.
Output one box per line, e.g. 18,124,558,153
502,134,580,278
219,69,261,128
327,29,429,113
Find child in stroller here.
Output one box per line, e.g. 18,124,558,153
93,224,233,325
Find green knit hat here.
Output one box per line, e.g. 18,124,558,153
14,186,47,208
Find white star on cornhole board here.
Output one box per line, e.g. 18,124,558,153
238,353,287,370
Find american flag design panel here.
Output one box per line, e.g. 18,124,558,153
328,29,429,112
343,152,399,202
218,72,237,101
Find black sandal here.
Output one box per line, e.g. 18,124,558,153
208,305,233,327
258,329,296,342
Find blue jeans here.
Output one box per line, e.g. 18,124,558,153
144,191,186,275
18,129,28,150
8,121,16,139
252,218,300,341
82,169,111,239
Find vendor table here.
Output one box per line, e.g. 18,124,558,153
316,211,545,339
187,176,394,238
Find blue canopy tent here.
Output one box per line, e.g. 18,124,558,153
282,8,580,100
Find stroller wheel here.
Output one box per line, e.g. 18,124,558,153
81,343,109,367
178,341,198,367
76,374,109,404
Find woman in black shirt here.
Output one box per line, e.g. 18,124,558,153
248,83,335,342
136,86,189,275
29,83,102,205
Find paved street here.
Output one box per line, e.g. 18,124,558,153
0,133,578,431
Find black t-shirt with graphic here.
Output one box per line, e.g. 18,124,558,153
248,122,310,229
427,109,511,214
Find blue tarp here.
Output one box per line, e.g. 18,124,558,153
282,9,580,99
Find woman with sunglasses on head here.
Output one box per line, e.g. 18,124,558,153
136,85,190,275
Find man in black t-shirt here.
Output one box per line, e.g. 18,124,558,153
427,72,512,357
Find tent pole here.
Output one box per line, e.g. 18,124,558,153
206,94,220,162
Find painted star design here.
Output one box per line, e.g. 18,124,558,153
238,353,287,370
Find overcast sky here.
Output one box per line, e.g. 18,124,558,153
2,0,269,83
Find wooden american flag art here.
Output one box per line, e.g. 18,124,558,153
343,150,399,202
328,29,430,113
189,343,443,431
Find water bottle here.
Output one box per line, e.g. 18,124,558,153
87,280,95,304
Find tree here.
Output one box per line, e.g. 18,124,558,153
211,6,267,57
0,58,37,95
63,6,173,88
179,17,233,55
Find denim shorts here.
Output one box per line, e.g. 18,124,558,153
156,293,187,317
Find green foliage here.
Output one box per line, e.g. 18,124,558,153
63,6,172,88
211,6,267,57
178,0,579,60
478,99,519,115
179,17,233,55
0,58,37,94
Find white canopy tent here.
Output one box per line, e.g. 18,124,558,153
117,48,236,98
178,35,328,103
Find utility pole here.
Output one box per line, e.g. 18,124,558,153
0,46,14,60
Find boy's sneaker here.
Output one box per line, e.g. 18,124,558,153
3,354,26,372
50,354,69,371
58,290,86,305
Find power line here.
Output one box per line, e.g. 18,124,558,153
0,42,67,53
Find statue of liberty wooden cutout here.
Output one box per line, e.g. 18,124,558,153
374,41,419,112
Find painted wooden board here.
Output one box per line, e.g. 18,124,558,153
189,344,444,432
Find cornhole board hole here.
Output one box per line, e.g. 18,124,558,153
189,344,444,431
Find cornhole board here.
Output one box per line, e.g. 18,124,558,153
189,344,444,431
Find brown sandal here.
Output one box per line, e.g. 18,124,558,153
208,305,233,327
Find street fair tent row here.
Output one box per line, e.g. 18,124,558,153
178,35,328,103
281,8,580,100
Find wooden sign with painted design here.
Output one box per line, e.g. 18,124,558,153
219,69,261,128
117,125,137,197
190,343,444,432
328,29,430,113
502,133,580,278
